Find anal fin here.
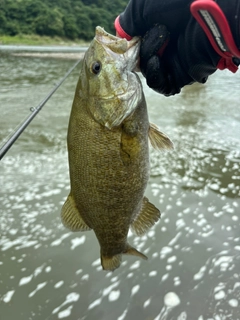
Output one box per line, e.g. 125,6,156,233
131,197,160,236
61,194,91,231
149,122,173,150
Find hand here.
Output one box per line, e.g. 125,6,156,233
140,21,220,96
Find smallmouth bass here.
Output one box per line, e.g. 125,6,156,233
61,27,173,271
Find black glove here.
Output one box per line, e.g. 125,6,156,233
140,21,220,96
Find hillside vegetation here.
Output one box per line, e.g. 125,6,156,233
0,0,128,41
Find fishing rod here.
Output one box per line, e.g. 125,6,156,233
0,59,82,161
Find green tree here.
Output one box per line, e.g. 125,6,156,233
63,15,78,39
35,8,64,37
0,0,129,40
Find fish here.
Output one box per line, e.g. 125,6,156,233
61,26,173,271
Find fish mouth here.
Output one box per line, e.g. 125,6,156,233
95,26,140,56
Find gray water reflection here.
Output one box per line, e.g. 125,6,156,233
0,51,240,320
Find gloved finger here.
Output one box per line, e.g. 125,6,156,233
140,24,169,74
140,24,169,58
144,55,181,96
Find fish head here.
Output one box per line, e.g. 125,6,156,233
79,26,142,129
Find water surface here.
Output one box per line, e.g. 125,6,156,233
0,50,239,320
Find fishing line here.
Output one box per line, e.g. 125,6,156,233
0,59,82,161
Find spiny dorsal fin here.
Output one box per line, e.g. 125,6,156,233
124,244,148,260
131,197,160,236
149,122,173,150
61,194,91,231
101,253,122,271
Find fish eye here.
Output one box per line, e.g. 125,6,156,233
91,61,101,75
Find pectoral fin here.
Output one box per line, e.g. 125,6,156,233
149,123,173,150
61,194,91,231
131,197,160,236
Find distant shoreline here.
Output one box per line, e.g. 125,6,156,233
0,44,88,59
12,52,85,60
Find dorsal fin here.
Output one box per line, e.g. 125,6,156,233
148,123,173,150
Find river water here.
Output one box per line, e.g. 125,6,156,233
0,48,239,320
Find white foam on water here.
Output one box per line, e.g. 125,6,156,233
193,265,207,281
75,269,82,275
52,292,80,314
108,290,120,302
201,229,214,238
70,235,86,250
51,233,71,246
110,276,119,283
168,232,182,246
149,271,157,277
233,282,240,290
33,264,46,277
167,255,177,263
143,298,151,308
197,218,207,227
29,281,47,298
81,274,89,281
164,292,181,307
160,246,172,259
214,290,225,300
117,308,128,320
91,258,101,267
58,306,73,318
162,273,169,281
177,311,187,319
9,229,18,235
88,298,102,310
174,277,181,286
19,275,33,286
228,299,238,307
45,266,51,273
2,290,15,303
102,282,119,297
213,256,233,272
129,260,140,270
131,284,140,296
54,281,64,289
148,230,155,237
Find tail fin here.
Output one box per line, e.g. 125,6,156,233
100,245,147,271
101,254,122,271
124,244,148,260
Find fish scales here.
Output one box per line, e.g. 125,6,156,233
61,26,173,271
